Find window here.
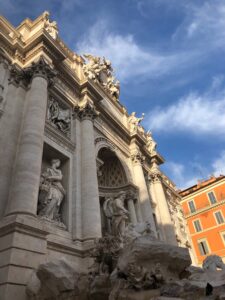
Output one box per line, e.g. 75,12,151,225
193,219,202,232
214,211,224,224
208,191,217,204
198,239,210,255
220,231,225,246
188,200,196,213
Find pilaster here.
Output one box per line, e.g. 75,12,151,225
131,148,157,233
149,159,177,245
74,100,102,242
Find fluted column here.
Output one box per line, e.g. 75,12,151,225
75,101,102,241
131,150,156,233
149,160,177,245
6,57,56,216
127,198,137,224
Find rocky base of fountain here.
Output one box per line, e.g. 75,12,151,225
26,236,225,300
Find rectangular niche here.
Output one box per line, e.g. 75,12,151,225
38,142,70,230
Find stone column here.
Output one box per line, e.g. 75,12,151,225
149,160,177,245
0,55,8,116
127,198,137,225
0,66,26,219
6,57,56,216
131,150,156,233
75,101,102,241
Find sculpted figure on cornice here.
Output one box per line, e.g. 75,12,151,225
103,191,129,238
146,131,157,155
43,11,58,40
47,97,71,136
128,112,145,134
83,54,120,101
37,159,66,227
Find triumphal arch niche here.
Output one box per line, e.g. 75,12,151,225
0,12,189,300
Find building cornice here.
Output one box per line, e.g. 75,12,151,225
180,178,225,202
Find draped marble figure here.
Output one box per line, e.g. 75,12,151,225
38,159,65,222
103,191,129,237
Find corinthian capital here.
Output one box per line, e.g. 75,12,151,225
8,65,27,87
149,171,162,183
74,101,99,121
131,150,145,165
25,56,57,84
149,160,162,183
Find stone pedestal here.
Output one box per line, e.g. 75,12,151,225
131,151,156,233
75,101,102,241
5,58,56,217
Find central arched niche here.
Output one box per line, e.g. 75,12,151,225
97,147,128,187
97,147,135,236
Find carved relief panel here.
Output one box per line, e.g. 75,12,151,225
46,96,71,137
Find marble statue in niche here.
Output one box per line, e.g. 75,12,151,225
47,97,71,136
103,191,129,238
38,158,66,227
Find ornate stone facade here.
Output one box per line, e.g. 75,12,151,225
0,12,189,300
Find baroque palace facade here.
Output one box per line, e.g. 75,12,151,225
0,12,188,299
180,175,225,266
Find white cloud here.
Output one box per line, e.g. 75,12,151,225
145,76,225,136
162,161,199,189
173,0,225,49
212,151,225,176
75,20,193,81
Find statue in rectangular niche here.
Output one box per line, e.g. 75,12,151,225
37,158,66,228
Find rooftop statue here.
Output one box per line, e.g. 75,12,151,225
145,131,157,155
83,54,120,101
128,112,145,133
43,11,58,40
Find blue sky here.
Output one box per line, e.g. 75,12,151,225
1,0,225,189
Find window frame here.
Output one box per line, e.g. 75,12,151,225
188,199,196,213
197,238,210,256
219,231,225,246
214,210,225,225
193,219,202,232
207,191,217,205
